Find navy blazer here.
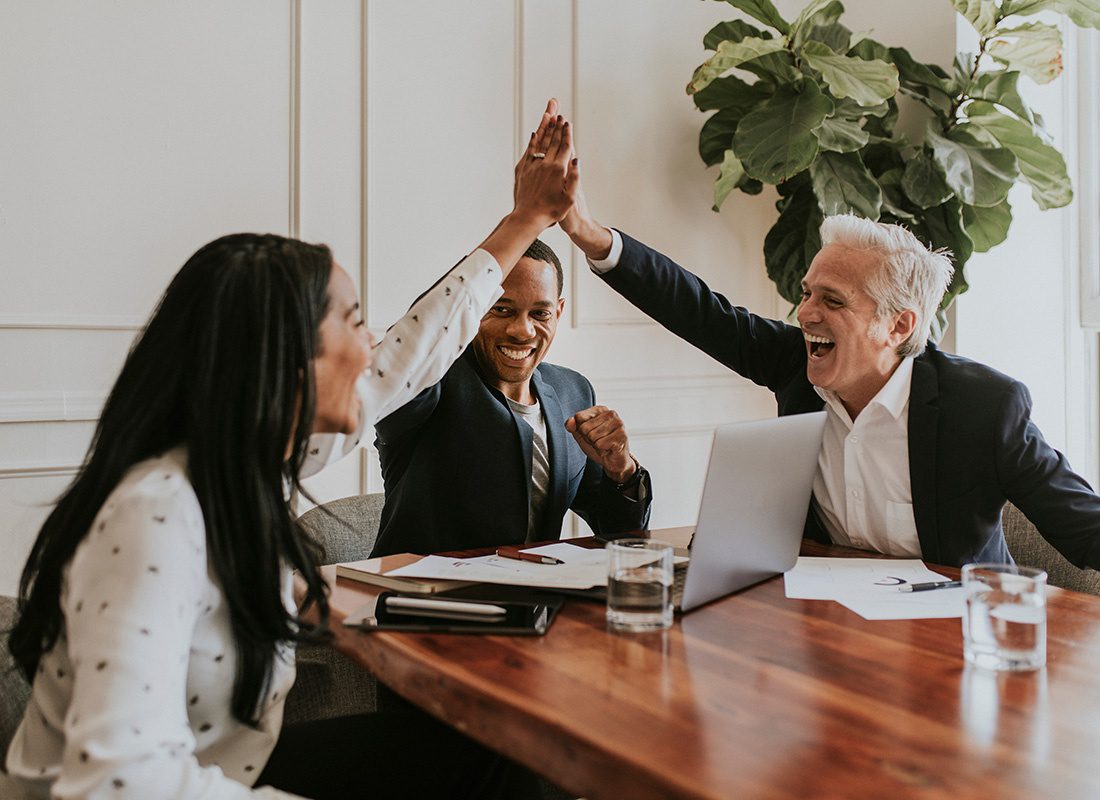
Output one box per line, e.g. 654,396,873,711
369,349,652,556
600,230,1100,568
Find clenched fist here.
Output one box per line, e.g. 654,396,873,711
565,405,636,484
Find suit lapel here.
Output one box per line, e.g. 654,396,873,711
532,370,570,535
908,354,940,563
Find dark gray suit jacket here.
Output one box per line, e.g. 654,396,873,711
370,349,652,556
600,230,1100,568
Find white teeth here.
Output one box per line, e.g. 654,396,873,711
803,333,834,344
498,346,534,360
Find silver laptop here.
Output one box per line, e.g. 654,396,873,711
676,412,826,613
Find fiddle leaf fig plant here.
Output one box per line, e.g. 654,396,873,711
690,0,1099,334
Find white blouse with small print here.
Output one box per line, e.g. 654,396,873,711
5,250,504,799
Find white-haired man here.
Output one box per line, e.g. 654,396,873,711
560,203,1100,568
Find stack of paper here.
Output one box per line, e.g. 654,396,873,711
784,557,965,620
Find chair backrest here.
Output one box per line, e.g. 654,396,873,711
1002,503,1100,595
1,595,31,772
297,493,386,565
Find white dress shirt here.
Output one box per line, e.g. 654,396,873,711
812,358,921,557
588,228,920,557
7,249,505,799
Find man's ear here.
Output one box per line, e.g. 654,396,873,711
556,297,565,319
888,309,917,347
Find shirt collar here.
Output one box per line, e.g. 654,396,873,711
813,356,914,422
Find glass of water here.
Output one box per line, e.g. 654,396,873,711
962,563,1047,671
606,538,674,633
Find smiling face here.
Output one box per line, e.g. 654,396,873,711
795,244,915,418
471,256,564,404
313,262,374,434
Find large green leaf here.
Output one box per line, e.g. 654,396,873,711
802,22,851,53
926,123,1017,207
862,97,900,139
734,82,834,182
1002,0,1100,28
849,37,891,63
703,19,771,50
965,101,1073,208
961,199,1013,252
764,178,823,305
741,51,803,83
713,150,747,211
952,0,1001,35
715,0,792,35
800,41,899,106
968,70,1039,126
1056,0,1100,27
688,37,789,93
699,110,740,166
692,74,771,112
987,22,1063,84
890,47,952,112
834,96,890,119
877,168,918,221
813,115,869,152
790,0,844,49
810,151,883,218
917,198,973,325
862,143,907,175
901,151,953,209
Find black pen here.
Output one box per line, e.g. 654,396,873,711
897,580,962,593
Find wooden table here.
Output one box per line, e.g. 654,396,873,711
325,532,1100,799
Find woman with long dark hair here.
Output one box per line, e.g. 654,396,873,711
5,112,576,798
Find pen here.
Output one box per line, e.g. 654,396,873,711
495,546,564,565
385,596,507,616
897,580,962,593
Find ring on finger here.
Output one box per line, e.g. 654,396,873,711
530,152,547,159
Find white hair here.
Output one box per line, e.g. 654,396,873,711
819,214,955,358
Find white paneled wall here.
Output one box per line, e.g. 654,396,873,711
1,1,955,593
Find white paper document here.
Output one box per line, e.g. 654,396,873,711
384,542,688,591
784,557,965,620
384,543,610,589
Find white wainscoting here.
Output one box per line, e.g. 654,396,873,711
1,1,955,594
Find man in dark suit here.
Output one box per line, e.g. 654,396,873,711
370,239,651,557
557,195,1100,569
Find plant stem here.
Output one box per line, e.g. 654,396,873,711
947,37,989,128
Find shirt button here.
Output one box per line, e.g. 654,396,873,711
849,435,858,444
850,488,860,499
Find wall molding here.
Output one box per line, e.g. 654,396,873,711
0,391,106,423
289,0,302,238
0,464,81,479
0,314,143,332
360,0,373,329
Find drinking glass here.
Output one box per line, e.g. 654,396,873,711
962,563,1047,671
606,538,674,633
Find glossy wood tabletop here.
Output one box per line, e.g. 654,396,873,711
324,532,1100,800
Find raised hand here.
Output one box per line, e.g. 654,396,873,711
565,405,636,484
512,99,579,230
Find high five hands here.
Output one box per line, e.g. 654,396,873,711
512,98,579,229
566,406,637,485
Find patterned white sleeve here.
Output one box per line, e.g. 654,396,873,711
53,475,302,800
299,248,504,478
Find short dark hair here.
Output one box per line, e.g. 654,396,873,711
523,238,563,297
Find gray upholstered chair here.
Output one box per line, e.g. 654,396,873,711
1002,503,1100,595
2,595,34,797
284,493,386,725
